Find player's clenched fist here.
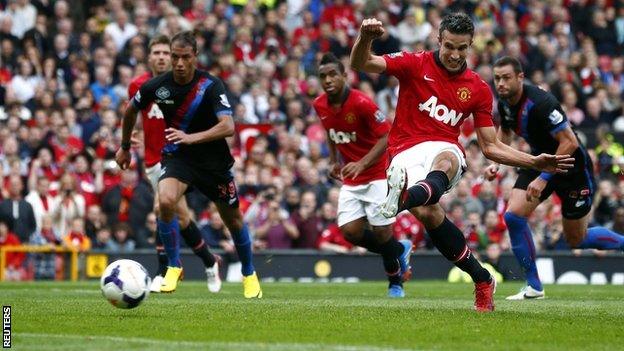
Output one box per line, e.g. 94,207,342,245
360,18,385,40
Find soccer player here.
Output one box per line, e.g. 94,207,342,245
488,56,624,300
116,31,262,298
313,53,413,298
127,35,222,293
350,13,573,311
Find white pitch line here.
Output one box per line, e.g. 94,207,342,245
18,333,420,351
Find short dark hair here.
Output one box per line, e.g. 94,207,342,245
171,31,197,53
439,12,474,38
148,34,170,52
493,56,524,74
319,52,345,73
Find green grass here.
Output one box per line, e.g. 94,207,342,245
3,281,622,350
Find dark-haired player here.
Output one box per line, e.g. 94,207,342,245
487,56,624,300
128,34,222,293
117,31,262,298
313,53,413,298
350,13,573,311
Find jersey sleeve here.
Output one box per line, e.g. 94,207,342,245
128,79,139,99
206,78,233,117
382,51,423,81
130,80,154,111
359,96,391,137
472,81,495,128
532,99,569,136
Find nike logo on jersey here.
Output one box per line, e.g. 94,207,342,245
424,75,435,82
575,200,586,208
319,115,328,120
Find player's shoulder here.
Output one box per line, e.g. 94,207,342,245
143,71,173,90
524,84,557,104
312,93,328,109
130,72,152,87
348,89,374,104
197,70,223,84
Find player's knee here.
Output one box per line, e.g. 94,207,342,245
339,227,360,244
158,195,177,218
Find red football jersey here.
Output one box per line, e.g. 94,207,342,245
383,51,494,157
313,89,391,186
128,72,166,167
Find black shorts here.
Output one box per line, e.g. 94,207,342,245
514,165,596,220
159,154,239,208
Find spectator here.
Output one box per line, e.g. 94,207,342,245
29,214,59,280
254,200,298,249
107,222,136,253
51,172,85,236
606,206,624,234
24,175,54,232
0,220,24,280
62,217,91,252
101,167,153,235
290,190,322,249
0,174,36,242
92,226,112,250
104,10,138,52
84,204,106,243
392,211,427,250
135,212,157,249
483,243,512,281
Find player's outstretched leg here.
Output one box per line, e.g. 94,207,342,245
180,221,221,293
157,217,183,293
381,168,449,218
576,227,624,251
427,215,495,312
503,212,545,300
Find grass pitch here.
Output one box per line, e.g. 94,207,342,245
3,281,622,350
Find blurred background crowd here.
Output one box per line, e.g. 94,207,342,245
0,0,623,280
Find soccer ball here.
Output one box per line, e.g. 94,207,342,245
100,259,151,309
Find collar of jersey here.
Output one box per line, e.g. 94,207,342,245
327,87,351,109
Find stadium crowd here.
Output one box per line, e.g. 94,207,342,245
0,0,623,280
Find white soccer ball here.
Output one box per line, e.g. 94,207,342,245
100,259,151,309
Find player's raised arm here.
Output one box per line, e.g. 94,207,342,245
475,125,574,174
350,18,387,73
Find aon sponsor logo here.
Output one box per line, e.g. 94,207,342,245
329,128,356,144
418,96,463,126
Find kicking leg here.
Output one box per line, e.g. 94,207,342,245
413,204,495,312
